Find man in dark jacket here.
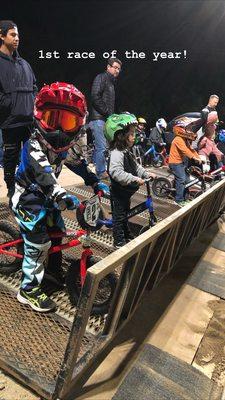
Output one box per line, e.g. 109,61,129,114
90,57,122,179
0,20,37,199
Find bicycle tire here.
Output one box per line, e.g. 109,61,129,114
152,177,172,198
66,255,117,315
0,221,23,274
152,154,164,168
189,189,203,199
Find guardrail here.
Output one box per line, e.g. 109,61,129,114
52,179,225,400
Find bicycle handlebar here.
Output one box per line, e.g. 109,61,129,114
144,177,154,183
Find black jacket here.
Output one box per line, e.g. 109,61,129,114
0,50,37,129
149,127,164,146
14,136,99,213
90,71,116,121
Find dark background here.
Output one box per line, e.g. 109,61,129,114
2,0,225,124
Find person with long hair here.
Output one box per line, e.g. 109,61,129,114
105,113,151,248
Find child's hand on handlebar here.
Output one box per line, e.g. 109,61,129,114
136,178,145,186
56,194,80,211
93,182,110,197
193,157,202,164
145,174,155,182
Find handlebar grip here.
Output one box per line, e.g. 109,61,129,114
145,177,154,183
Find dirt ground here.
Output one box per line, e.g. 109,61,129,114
194,298,225,387
0,370,39,400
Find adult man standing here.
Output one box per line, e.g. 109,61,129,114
193,94,219,149
202,94,219,116
0,20,37,200
90,57,122,179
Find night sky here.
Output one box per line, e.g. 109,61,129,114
2,0,225,124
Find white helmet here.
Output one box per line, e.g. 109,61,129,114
156,118,167,133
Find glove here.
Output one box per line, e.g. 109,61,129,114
93,182,110,197
57,194,80,211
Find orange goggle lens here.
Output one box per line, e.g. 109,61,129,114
41,109,80,132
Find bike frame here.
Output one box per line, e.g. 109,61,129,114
144,143,159,159
164,165,224,197
145,143,169,165
98,180,156,228
159,146,169,166
0,228,92,286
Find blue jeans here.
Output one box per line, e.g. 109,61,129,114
169,162,187,202
0,129,3,165
89,120,107,176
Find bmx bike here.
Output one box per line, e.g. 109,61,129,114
0,217,117,315
143,143,166,168
76,178,157,235
151,165,223,199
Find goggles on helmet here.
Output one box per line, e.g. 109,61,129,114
40,108,80,133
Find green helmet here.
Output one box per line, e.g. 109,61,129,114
104,113,138,142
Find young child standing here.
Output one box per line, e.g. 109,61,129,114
169,119,202,205
105,113,151,248
12,82,109,313
198,124,223,171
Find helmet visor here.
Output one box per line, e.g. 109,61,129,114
41,109,80,132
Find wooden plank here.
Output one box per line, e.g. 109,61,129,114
147,284,217,364
203,246,225,267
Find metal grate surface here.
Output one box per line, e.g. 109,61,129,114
0,181,180,397
0,184,178,331
0,202,16,221
0,283,98,392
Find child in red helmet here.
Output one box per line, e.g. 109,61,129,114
12,82,109,312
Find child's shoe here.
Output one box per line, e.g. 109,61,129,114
113,240,126,249
17,286,56,312
125,233,135,243
176,199,191,207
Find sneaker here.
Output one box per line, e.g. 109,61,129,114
125,233,135,243
17,286,57,312
176,200,191,207
113,240,127,249
98,171,110,181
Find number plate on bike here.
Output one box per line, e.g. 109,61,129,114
83,195,101,227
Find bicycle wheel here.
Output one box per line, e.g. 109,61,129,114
66,255,117,315
189,189,203,199
152,154,164,168
152,177,172,198
0,221,23,274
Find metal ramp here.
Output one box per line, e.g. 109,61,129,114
0,179,214,399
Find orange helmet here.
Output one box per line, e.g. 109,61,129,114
173,119,197,141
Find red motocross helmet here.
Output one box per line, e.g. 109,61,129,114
34,82,87,153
